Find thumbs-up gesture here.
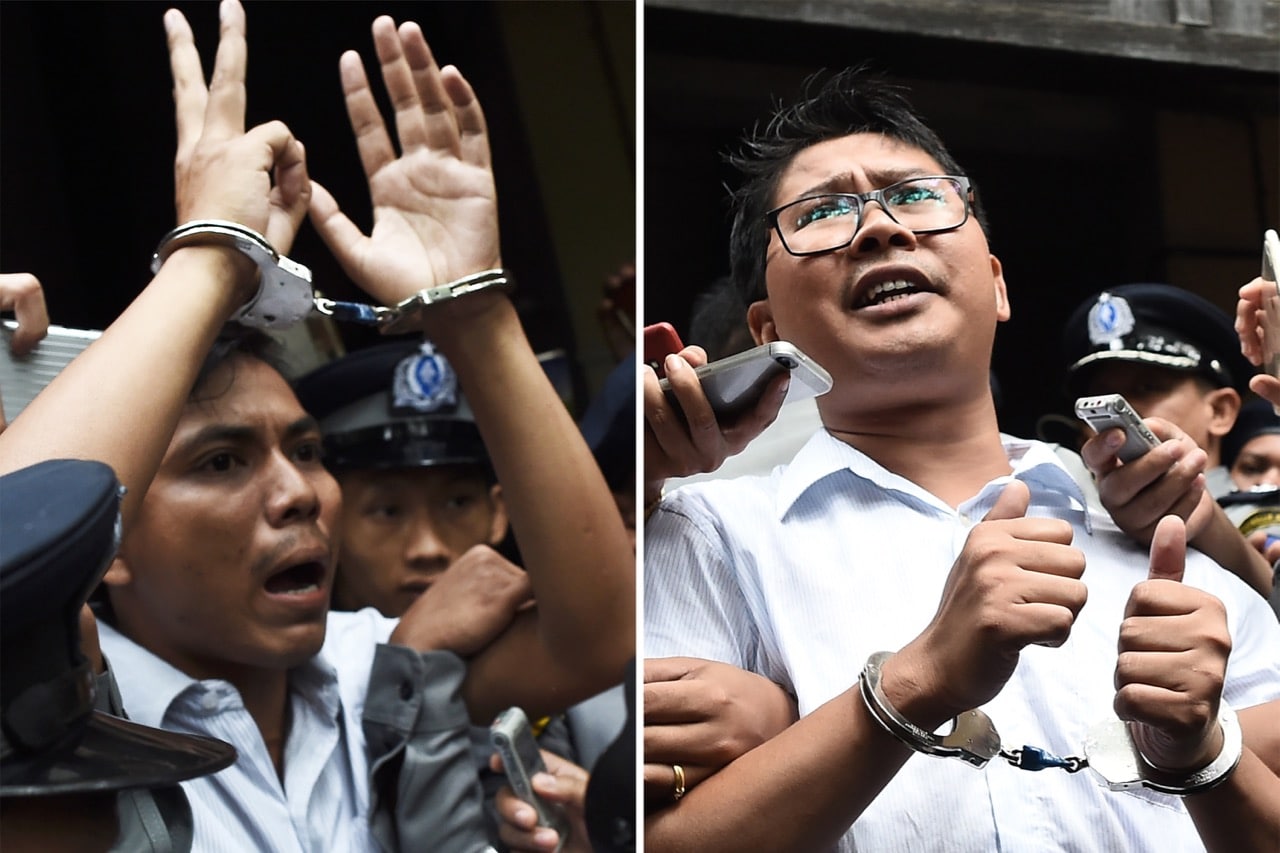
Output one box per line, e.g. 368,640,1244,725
1116,515,1232,771
892,481,1088,724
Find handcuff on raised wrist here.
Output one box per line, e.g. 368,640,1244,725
858,650,1242,795
151,220,314,330
152,220,514,333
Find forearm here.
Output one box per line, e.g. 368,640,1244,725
426,297,634,677
1184,749,1280,852
0,249,248,521
462,614,622,723
1191,505,1274,597
645,684,911,852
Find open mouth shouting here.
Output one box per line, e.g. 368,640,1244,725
264,560,326,596
851,268,939,312
260,544,332,615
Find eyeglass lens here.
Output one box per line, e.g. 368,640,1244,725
777,177,966,254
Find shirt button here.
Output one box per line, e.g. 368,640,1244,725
399,680,413,701
201,692,219,711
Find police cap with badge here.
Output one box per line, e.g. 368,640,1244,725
294,340,489,473
1,459,236,798
1062,283,1255,398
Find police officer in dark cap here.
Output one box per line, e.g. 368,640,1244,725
1223,396,1280,492
297,341,585,849
294,340,510,619
1217,397,1280,616
1062,282,1257,499
1,459,236,852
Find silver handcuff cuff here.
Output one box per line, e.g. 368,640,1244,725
859,651,1242,795
151,220,513,332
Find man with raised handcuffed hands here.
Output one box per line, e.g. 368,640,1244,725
644,68,1280,851
0,3,632,850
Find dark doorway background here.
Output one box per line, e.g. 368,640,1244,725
644,4,1278,439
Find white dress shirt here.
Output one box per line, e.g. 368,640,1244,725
100,609,396,853
645,429,1280,853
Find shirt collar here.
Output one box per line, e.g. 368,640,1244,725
97,621,199,729
97,620,344,728
776,430,1092,530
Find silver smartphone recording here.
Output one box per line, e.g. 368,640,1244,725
490,707,570,846
0,321,101,424
1074,394,1160,462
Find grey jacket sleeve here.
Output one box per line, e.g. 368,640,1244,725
364,644,495,853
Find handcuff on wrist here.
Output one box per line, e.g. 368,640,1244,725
859,650,1242,795
151,220,314,330
152,220,513,333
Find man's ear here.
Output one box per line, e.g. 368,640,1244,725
1206,387,1242,438
487,483,510,546
991,254,1010,321
747,299,778,345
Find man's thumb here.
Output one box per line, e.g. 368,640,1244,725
1147,515,1186,583
983,479,1030,522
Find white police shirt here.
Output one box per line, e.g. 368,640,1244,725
100,609,394,853
645,430,1280,853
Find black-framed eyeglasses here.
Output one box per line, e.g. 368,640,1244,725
765,175,972,257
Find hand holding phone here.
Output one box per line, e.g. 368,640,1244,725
657,340,832,421
491,707,570,847
643,322,685,378
1075,394,1160,463
1259,230,1280,387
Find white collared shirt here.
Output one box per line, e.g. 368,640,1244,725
100,609,396,853
645,430,1280,853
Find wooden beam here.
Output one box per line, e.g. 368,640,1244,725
648,0,1279,73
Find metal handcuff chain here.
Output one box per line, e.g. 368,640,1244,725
859,651,1242,795
315,268,516,334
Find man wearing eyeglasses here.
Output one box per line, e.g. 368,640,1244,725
643,68,1280,851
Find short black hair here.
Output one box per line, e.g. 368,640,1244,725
726,66,989,305
190,325,288,404
688,276,754,361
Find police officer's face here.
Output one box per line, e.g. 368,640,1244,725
334,465,508,617
1231,433,1280,489
105,356,342,676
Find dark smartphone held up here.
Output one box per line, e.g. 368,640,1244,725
1074,393,1160,463
660,341,832,422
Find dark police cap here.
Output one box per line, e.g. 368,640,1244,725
1,459,236,797
1062,283,1254,397
294,340,488,473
